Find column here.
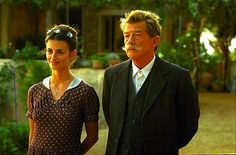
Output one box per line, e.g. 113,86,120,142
0,5,9,48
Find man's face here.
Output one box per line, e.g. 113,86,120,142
123,21,158,61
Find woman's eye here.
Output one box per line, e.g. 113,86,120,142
57,51,64,54
46,49,52,53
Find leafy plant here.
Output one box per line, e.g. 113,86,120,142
0,62,14,106
89,53,105,61
104,52,121,60
0,62,14,82
89,53,106,68
0,46,16,58
12,41,44,60
158,43,193,70
0,120,28,155
0,60,50,119
17,60,50,106
230,49,236,62
199,45,223,72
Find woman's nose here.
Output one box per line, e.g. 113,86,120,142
51,52,57,59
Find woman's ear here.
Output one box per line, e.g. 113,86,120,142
70,49,78,61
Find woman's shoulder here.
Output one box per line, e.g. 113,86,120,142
77,80,94,91
30,82,43,89
28,81,46,93
73,80,97,95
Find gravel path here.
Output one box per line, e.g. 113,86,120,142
83,93,236,155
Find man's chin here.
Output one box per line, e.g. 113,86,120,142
126,50,137,55
126,52,137,59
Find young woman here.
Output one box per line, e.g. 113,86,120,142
26,24,99,155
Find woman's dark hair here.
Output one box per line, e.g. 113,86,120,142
45,24,79,51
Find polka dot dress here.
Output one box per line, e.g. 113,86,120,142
26,80,99,155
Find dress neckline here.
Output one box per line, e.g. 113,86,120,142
42,76,82,103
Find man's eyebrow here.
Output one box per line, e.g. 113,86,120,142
124,29,144,34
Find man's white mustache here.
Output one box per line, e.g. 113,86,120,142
121,45,139,51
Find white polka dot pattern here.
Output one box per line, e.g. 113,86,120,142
26,81,99,155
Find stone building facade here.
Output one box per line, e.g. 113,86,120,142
0,4,129,57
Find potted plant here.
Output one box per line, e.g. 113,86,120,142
89,54,105,69
199,49,223,91
104,52,121,67
211,77,225,92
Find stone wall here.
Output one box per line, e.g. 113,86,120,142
0,60,108,128
229,62,236,92
83,10,99,56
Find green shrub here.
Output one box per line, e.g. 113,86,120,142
13,41,45,60
17,60,50,106
158,43,194,70
199,45,223,72
230,49,236,62
0,47,15,58
0,62,14,106
0,120,28,155
0,60,50,120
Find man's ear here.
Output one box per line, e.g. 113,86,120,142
152,35,160,49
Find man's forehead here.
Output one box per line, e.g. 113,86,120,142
123,29,145,34
123,22,146,33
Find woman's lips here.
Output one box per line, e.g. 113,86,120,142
50,61,60,65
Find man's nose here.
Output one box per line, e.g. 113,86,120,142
127,34,135,44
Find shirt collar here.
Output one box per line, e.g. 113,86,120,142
43,76,81,90
132,55,156,78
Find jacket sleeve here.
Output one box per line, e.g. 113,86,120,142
102,69,111,127
176,70,200,148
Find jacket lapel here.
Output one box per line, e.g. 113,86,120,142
111,60,131,118
143,57,169,116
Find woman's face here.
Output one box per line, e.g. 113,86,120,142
46,40,76,71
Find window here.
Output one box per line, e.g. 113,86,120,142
101,15,123,52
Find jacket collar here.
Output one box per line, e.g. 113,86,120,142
112,57,170,117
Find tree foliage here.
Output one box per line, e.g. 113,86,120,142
0,0,162,9
203,0,236,90
0,0,86,9
1,0,235,91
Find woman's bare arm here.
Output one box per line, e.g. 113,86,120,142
80,121,99,154
28,118,35,146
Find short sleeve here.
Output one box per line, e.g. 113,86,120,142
83,86,100,122
26,86,34,119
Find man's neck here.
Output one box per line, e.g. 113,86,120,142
132,54,155,69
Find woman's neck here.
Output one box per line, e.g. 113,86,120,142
51,70,73,84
